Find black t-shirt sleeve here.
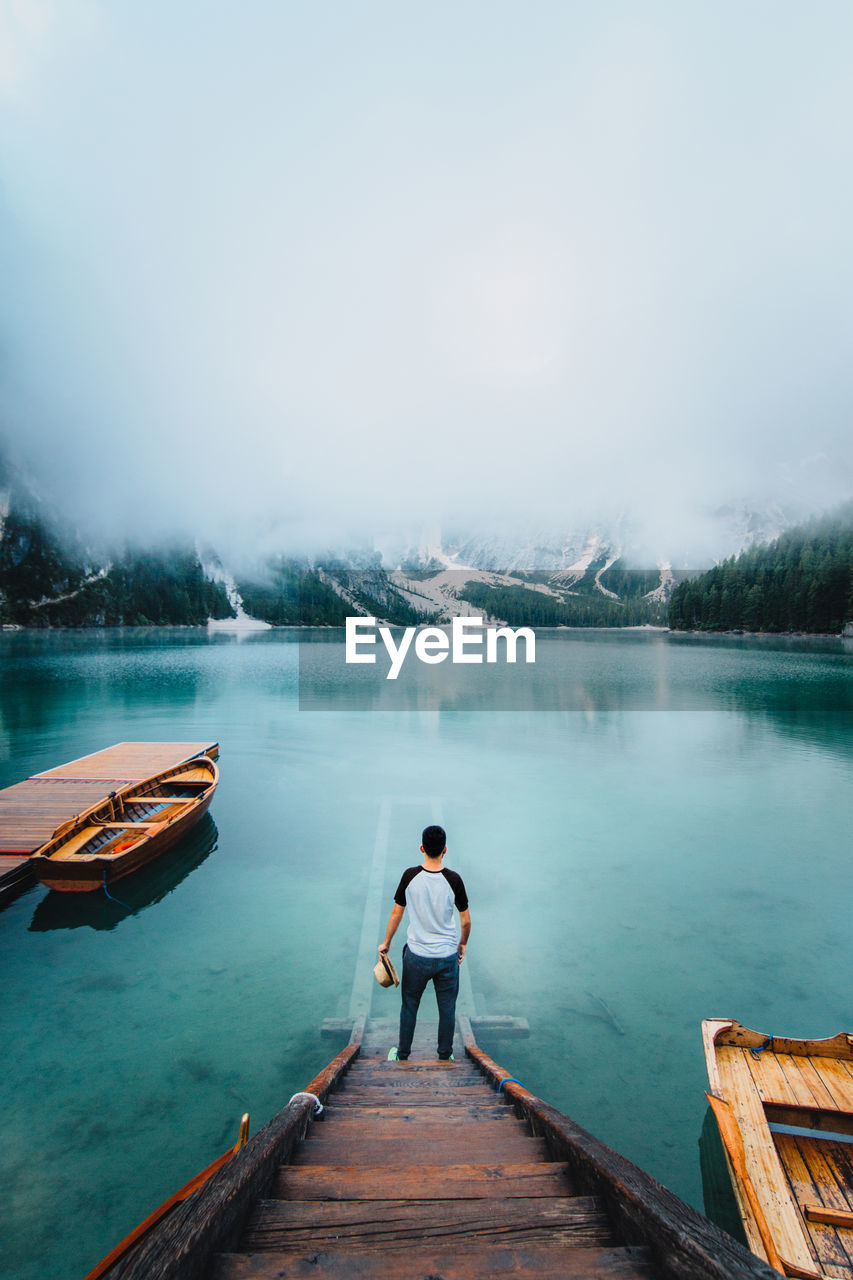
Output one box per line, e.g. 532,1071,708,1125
394,866,421,906
441,868,468,911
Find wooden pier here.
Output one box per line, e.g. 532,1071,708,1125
91,1016,779,1280
0,742,219,904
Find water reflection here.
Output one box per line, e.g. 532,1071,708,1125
29,815,218,932
698,1105,748,1246
298,628,853,718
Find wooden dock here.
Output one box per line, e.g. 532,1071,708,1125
91,1016,779,1280
0,742,219,904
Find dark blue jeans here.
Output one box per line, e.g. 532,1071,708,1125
398,944,459,1059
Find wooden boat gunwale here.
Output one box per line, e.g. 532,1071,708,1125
30,755,219,891
703,1017,853,1280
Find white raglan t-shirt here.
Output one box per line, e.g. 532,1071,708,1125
393,865,469,958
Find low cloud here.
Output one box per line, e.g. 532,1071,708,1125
1,2,852,562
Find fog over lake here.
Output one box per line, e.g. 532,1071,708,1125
1,3,852,555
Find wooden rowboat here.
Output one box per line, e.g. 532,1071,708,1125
703,1018,853,1279
30,756,218,892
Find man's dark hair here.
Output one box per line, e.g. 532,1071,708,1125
422,824,446,856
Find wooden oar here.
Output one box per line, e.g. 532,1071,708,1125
706,1093,820,1280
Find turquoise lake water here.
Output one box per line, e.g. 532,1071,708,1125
1,627,852,1279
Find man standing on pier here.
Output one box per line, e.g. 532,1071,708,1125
379,825,470,1062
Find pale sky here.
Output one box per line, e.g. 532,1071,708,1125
1,1,852,556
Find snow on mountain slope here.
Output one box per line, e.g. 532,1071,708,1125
198,546,271,630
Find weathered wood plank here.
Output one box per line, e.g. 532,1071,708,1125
273,1161,574,1201
294,1134,547,1166
747,1050,801,1107
323,1103,511,1120
346,1074,483,1086
812,1061,853,1113
797,1137,853,1274
33,742,218,779
346,1065,480,1077
242,1195,612,1250
716,1045,818,1272
331,1092,486,1107
774,1132,852,1275
335,1089,485,1099
0,780,133,852
777,1056,836,1111
822,1142,853,1213
319,1113,523,1135
339,1076,484,1088
212,1242,659,1280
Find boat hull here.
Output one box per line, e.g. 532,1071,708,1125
31,757,218,893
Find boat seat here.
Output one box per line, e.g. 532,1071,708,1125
121,796,194,804
95,822,164,829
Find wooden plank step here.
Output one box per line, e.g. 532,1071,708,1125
213,1242,658,1279
348,1061,480,1071
348,1058,479,1069
329,1098,504,1111
332,1092,491,1106
347,1074,484,1086
319,1114,524,1136
293,1134,547,1165
241,1195,612,1250
347,1070,483,1083
331,1088,493,1101
325,1104,511,1119
274,1161,574,1201
335,1084,489,1095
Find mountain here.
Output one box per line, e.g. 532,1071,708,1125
0,455,234,627
375,502,798,575
0,446,834,629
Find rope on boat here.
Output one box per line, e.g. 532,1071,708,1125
288,1091,324,1116
102,869,131,910
749,1035,774,1061
498,1077,524,1093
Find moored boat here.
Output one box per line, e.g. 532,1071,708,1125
703,1018,853,1279
30,755,219,892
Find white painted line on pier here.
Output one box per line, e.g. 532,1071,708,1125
348,796,392,1020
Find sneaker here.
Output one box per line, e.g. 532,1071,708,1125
438,1053,455,1061
387,1047,409,1061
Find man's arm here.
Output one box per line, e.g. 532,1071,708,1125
457,908,471,964
379,903,404,955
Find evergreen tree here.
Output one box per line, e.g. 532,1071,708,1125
669,502,853,634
